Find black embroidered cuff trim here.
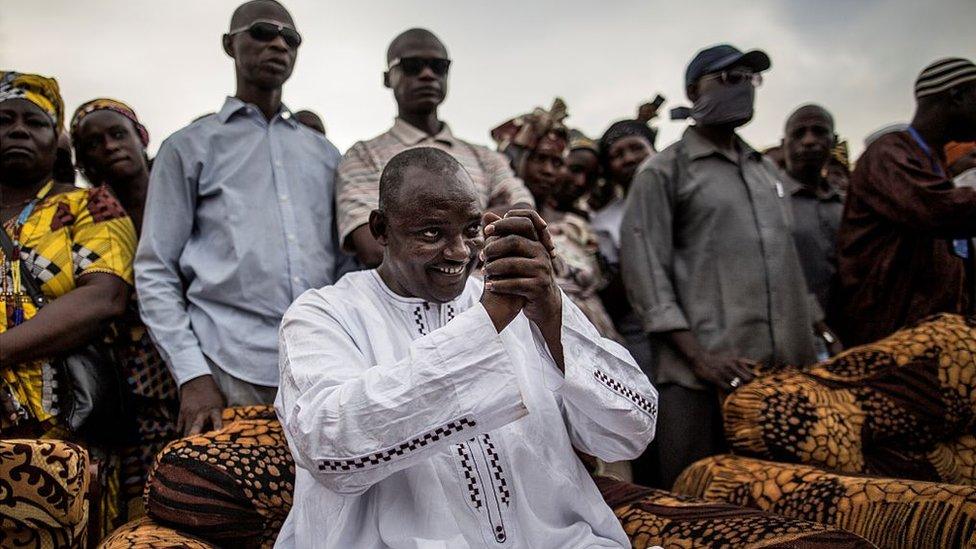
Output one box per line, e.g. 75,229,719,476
318,417,477,472
594,370,657,419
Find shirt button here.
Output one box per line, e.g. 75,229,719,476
292,276,300,284
287,233,296,242
275,160,283,168
279,194,288,202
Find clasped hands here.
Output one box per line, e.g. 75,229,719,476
479,209,561,335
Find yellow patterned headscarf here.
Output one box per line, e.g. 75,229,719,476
830,139,850,171
0,71,64,129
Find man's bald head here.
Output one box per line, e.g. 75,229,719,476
230,0,294,31
378,147,475,216
783,103,837,183
785,104,834,133
372,147,482,303
386,28,447,64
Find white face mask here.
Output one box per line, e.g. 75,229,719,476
955,168,976,189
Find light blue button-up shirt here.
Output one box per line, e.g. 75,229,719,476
135,97,349,387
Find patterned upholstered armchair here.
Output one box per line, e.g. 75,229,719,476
666,314,976,548
722,314,976,485
0,439,92,548
99,406,872,548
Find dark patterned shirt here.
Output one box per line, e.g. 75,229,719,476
831,131,976,347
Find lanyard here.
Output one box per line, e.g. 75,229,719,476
4,180,54,322
906,126,946,177
907,127,971,260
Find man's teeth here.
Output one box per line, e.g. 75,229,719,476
434,265,465,275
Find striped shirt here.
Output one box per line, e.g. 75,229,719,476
336,118,534,249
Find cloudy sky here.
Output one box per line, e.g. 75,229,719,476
2,0,974,158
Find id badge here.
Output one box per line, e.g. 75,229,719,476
952,239,971,260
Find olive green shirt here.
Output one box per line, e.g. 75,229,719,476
621,127,819,390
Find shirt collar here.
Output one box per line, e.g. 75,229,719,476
216,96,298,127
781,170,842,201
390,118,456,147
682,126,761,164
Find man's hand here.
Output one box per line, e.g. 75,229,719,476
480,213,526,332
690,352,757,391
482,210,561,327
178,375,226,436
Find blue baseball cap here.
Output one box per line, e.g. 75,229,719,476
685,44,771,88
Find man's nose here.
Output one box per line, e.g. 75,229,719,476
268,35,290,52
443,234,469,260
417,66,438,80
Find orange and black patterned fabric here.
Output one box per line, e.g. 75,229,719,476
143,408,294,549
724,314,976,484
98,516,216,549
674,454,976,549
0,439,90,548
594,475,874,548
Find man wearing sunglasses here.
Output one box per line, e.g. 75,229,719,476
136,0,351,437
337,28,534,268
620,44,822,489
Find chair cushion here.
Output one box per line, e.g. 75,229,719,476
594,475,873,548
98,516,216,548
674,454,976,549
724,314,976,483
0,439,90,549
143,410,294,549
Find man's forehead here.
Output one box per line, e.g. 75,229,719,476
393,168,478,214
390,37,447,61
787,112,833,130
232,1,294,29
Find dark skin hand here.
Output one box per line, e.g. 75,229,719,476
665,330,757,391
0,272,129,364
177,375,225,436
481,210,563,370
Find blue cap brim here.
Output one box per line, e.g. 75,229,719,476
710,49,771,74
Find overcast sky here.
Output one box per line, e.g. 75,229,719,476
2,0,974,159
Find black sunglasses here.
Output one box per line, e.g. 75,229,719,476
229,20,302,49
388,57,451,77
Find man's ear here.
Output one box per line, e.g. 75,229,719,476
369,209,389,244
222,34,234,57
383,71,392,89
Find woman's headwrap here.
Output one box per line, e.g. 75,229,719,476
568,129,599,155
70,98,150,147
491,98,570,176
598,119,657,169
0,71,64,129
830,139,850,171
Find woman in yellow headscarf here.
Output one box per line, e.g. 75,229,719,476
0,71,137,536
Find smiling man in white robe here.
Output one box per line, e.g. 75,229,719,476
274,147,658,548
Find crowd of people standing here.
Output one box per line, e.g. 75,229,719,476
2,0,976,542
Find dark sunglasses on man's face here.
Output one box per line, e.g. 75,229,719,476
705,69,763,88
388,57,451,77
229,20,302,49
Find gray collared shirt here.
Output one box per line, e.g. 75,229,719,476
135,97,349,387
782,173,844,312
621,126,818,390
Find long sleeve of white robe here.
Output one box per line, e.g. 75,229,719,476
530,295,658,461
277,286,656,497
